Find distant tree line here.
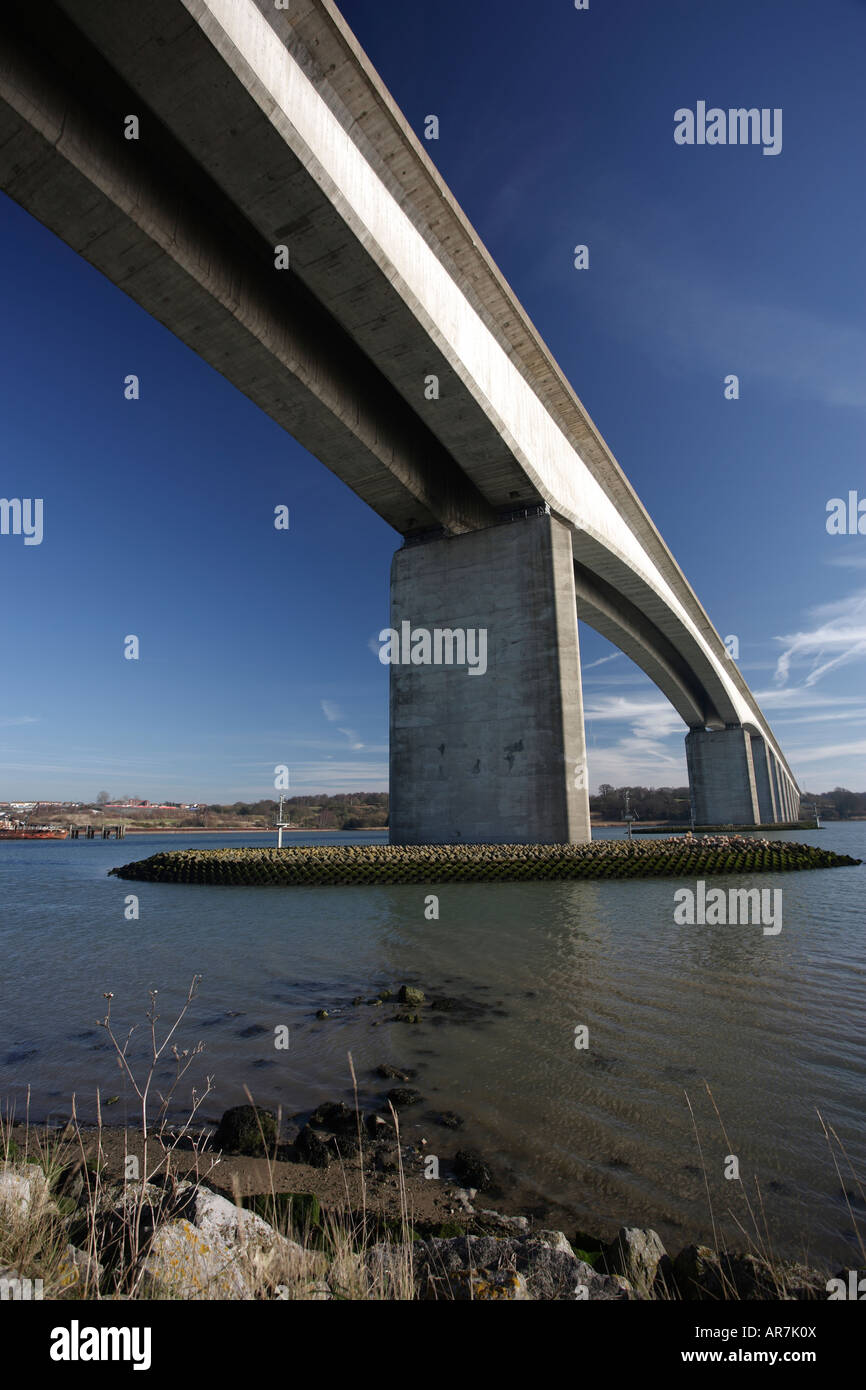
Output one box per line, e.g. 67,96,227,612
801,788,866,820
589,785,693,822
588,785,866,822
203,793,389,830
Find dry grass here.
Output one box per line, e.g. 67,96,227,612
0,982,419,1300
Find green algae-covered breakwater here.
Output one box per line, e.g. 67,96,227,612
108,836,861,887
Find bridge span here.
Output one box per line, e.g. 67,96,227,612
0,0,801,841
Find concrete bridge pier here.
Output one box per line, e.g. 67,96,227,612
686,727,800,826
750,733,779,824
685,726,761,826
769,751,784,822
388,511,591,845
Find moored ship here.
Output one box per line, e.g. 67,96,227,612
0,817,68,839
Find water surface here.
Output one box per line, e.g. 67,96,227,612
1,825,863,1266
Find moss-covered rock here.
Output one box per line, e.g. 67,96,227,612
211,1105,277,1157
398,985,425,1006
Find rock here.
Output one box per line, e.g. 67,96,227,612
56,1244,103,1293
453,1150,493,1192
142,1218,252,1298
670,1244,818,1301
392,1011,420,1024
326,1131,361,1159
365,1242,416,1299
365,1114,390,1140
293,1125,331,1169
573,1260,634,1300
452,1188,476,1212
398,985,425,1006
352,997,365,1006
304,1279,332,1300
373,1144,399,1174
722,1252,824,1301
386,1087,422,1109
95,1180,190,1264
315,1009,330,1020
376,1064,415,1082
435,1111,463,1129
478,1209,530,1235
142,1186,323,1299
450,1269,529,1300
536,1229,576,1256
183,1187,280,1251
186,1186,324,1287
309,1101,356,1135
781,1264,827,1300
387,1232,630,1301
0,1165,53,1222
672,1244,724,1300
602,1226,671,1296
212,1105,277,1157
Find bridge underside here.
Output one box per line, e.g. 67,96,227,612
0,0,801,842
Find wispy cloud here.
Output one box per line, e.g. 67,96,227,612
783,739,866,766
773,590,866,686
584,693,683,739
583,652,624,671
587,736,685,789
754,687,866,711
584,693,687,788
321,698,365,751
274,760,387,790
824,551,866,569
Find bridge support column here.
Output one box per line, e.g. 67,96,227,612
388,512,591,844
685,726,761,826
750,734,778,825
768,752,784,824
780,769,792,822
779,769,791,823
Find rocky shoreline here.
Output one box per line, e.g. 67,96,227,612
3,984,859,1301
1,1093,852,1301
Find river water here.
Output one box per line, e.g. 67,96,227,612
1,825,864,1267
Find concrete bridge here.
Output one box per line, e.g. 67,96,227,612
0,0,801,842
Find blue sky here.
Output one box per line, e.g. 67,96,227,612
2,0,865,801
